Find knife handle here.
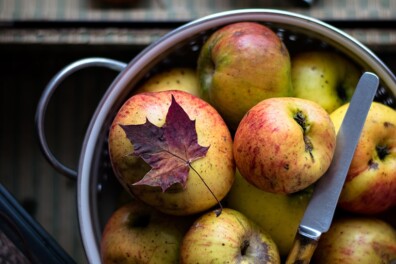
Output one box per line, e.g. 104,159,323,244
285,231,320,264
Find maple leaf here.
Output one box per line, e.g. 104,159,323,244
120,95,210,192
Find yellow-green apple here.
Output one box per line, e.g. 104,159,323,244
134,67,200,97
233,97,336,194
330,102,396,214
197,22,293,130
312,217,396,263
291,51,361,113
108,90,235,216
226,170,312,256
180,208,281,263
100,200,194,263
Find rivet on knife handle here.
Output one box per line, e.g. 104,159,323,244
285,226,320,264
285,72,379,264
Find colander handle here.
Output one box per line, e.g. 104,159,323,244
35,57,127,180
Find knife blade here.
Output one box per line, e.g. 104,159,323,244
285,71,379,264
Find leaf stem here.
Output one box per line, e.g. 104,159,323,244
188,162,223,216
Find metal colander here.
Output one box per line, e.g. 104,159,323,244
36,9,396,264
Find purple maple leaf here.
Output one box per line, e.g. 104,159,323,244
120,95,209,192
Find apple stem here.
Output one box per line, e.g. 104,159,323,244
376,144,390,160
188,162,223,216
294,110,315,162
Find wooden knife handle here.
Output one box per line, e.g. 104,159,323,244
285,232,320,264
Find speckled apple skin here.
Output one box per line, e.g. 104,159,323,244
233,97,336,194
227,170,312,256
134,67,200,97
180,208,281,264
108,90,235,215
100,201,193,264
291,51,361,113
198,22,293,130
330,102,396,214
312,217,396,264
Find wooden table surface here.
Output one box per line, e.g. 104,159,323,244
0,0,395,49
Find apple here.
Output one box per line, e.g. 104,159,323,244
233,97,336,194
226,170,312,256
108,90,235,216
291,51,361,113
330,102,396,214
133,67,200,97
312,217,396,263
100,200,194,264
180,208,281,263
197,22,293,130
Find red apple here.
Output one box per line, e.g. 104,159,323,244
312,217,396,263
197,22,293,130
100,201,194,263
330,102,396,214
108,90,235,215
180,208,281,263
233,97,336,194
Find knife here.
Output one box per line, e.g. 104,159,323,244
285,71,379,264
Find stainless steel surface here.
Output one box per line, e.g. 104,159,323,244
299,72,379,236
35,58,127,180
286,72,379,264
